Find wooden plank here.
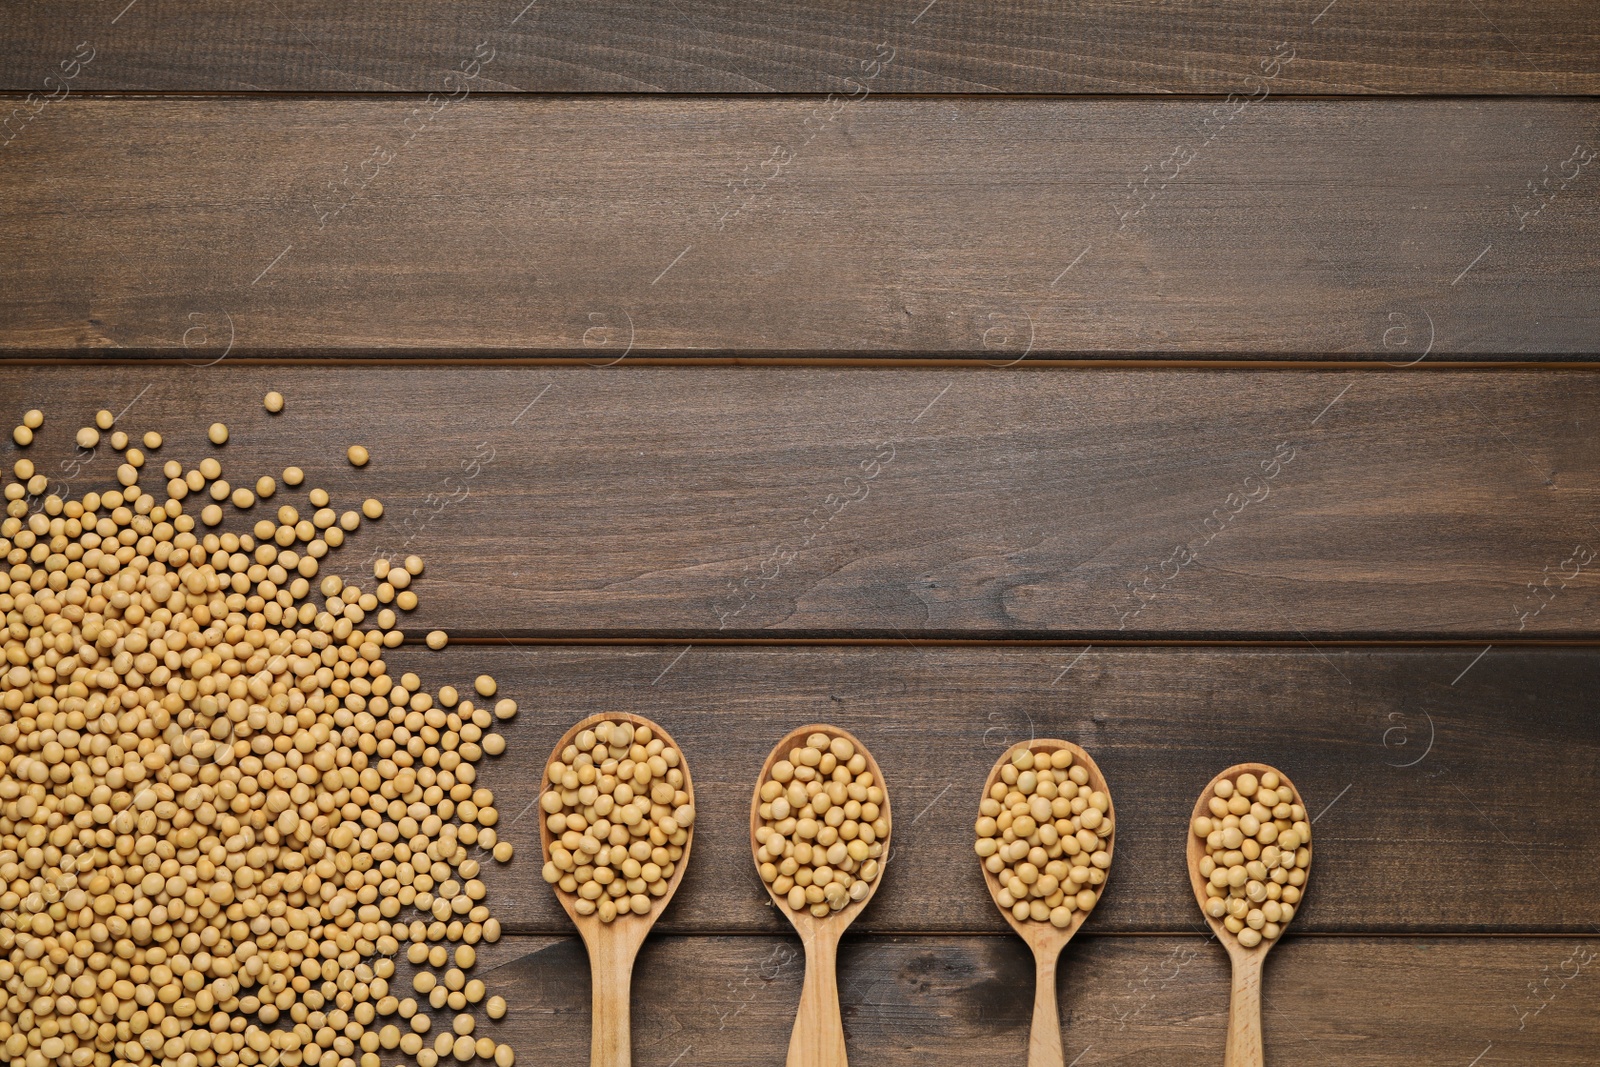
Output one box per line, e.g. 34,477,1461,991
3,98,1599,359
425,934,1600,1065
6,365,1599,640
3,1,1598,94
409,645,1597,934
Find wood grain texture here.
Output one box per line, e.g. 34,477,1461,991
4,99,1599,358
1027,943,1065,1067
1224,951,1266,1067
392,645,1600,934
6,365,1599,639
416,934,1600,1066
583,927,644,1067
3,0,1599,94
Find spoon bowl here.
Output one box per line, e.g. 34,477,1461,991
1186,762,1311,1067
540,713,695,1067
752,724,891,1067
979,740,1114,1067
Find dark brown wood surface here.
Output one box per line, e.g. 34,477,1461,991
428,934,1600,1065
6,365,1597,639
378,644,1600,935
6,11,1598,1061
4,99,1599,359
4,1,1599,94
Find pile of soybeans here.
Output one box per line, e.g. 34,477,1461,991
1,404,517,1067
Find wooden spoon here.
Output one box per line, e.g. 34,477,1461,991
539,713,695,1067
752,724,891,1067
979,740,1115,1067
1186,763,1311,1067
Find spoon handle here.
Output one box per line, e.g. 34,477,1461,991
1225,951,1265,1067
787,927,848,1067
1027,945,1064,1067
587,933,639,1067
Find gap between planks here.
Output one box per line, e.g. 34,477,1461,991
6,91,1600,103
484,930,1600,939
5,357,1600,370
415,636,1600,648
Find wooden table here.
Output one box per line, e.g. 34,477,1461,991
4,4,1598,1063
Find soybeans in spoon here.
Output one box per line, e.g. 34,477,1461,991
1187,763,1312,1067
